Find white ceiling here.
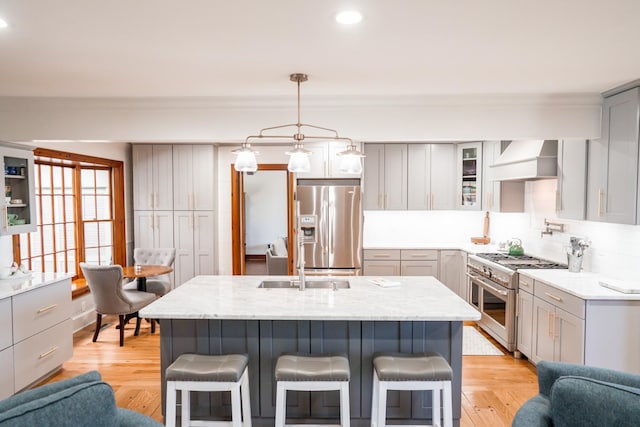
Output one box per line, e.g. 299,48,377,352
0,0,638,98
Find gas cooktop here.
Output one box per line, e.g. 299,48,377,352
475,253,567,270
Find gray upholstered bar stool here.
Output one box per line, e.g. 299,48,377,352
275,354,351,427
165,353,251,427
371,352,452,427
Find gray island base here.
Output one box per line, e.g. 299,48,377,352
141,276,480,426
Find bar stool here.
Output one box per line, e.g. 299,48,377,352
165,353,252,427
275,353,351,427
371,352,452,427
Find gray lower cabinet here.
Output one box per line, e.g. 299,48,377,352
439,250,463,298
516,276,534,359
363,249,440,278
0,276,72,398
160,319,463,425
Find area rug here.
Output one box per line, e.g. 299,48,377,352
463,326,504,356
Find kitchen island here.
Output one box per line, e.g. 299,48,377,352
141,275,480,427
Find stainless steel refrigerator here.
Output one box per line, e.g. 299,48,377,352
296,179,362,276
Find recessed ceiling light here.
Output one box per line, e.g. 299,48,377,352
0,17,8,29
335,10,363,25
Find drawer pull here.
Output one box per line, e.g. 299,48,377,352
39,346,59,359
410,254,429,258
37,304,58,314
373,254,391,258
544,292,563,302
519,280,530,288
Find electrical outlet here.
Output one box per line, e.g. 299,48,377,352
81,301,86,311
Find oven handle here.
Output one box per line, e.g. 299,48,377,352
465,272,508,296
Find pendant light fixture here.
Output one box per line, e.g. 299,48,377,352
234,73,363,173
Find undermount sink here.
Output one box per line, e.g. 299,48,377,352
258,280,350,290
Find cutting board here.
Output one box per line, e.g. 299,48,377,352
599,279,640,294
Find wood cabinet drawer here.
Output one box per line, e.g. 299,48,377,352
13,279,71,343
363,249,400,260
0,298,12,350
518,275,534,294
401,249,438,261
0,346,14,399
363,260,401,276
534,280,585,319
14,319,73,391
400,260,438,276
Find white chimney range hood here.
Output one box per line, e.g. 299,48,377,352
489,140,558,181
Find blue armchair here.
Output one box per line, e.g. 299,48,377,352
0,371,162,427
512,360,640,427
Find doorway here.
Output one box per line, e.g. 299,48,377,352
231,164,294,275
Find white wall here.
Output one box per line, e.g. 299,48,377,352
244,171,287,255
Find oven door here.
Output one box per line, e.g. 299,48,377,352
466,271,515,351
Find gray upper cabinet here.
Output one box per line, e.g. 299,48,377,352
557,139,587,220
407,144,455,210
587,86,640,224
363,144,407,210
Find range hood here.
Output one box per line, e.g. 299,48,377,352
489,140,558,181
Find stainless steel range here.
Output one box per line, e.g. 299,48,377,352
466,253,567,352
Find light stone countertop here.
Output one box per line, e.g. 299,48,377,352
364,242,500,254
0,272,74,299
140,275,481,321
519,269,640,301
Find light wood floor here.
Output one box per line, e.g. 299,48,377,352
43,319,538,426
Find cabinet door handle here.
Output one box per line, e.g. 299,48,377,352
544,292,563,303
598,189,604,217
39,346,59,359
553,313,559,339
378,194,383,209
555,190,561,212
431,193,435,210
148,194,153,209
2,206,8,232
547,311,553,337
37,303,58,314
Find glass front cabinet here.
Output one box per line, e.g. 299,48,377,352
1,143,37,235
456,142,482,210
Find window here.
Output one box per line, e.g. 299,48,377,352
13,149,125,279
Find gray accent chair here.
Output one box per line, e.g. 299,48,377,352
123,247,176,296
266,237,288,275
80,263,157,347
0,370,162,426
512,360,640,427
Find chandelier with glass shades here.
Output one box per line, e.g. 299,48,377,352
232,73,364,174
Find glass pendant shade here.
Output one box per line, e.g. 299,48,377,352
287,151,311,173
338,153,363,174
233,146,258,172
